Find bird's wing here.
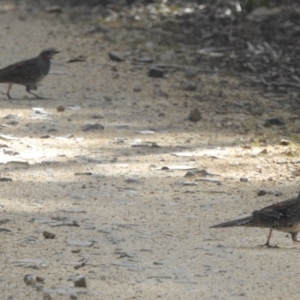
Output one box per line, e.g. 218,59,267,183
0,58,39,83
253,195,300,222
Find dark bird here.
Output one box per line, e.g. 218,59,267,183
0,48,60,99
210,192,300,247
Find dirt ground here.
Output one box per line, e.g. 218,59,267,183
1,3,300,300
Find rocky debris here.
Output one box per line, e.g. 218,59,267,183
184,171,196,177
188,108,201,122
264,118,285,127
0,178,12,182
108,51,125,62
257,190,267,196
240,177,249,183
74,257,89,269
82,123,104,131
280,139,290,146
56,105,65,112
74,172,92,176
43,231,56,239
24,274,45,286
148,66,164,78
72,275,87,288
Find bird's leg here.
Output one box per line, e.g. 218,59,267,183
6,83,12,99
26,86,44,99
259,229,278,248
291,232,300,243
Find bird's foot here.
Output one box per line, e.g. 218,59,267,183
258,242,279,248
27,90,46,99
1,92,12,99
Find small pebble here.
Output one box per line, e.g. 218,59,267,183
257,190,267,196
56,105,65,112
43,231,56,239
73,275,87,288
240,177,249,183
108,51,124,62
188,108,202,122
280,139,290,146
148,66,164,78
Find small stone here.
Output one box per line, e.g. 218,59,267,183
91,114,103,119
0,178,12,182
108,51,125,62
264,118,285,127
36,276,45,283
240,177,249,182
43,231,56,239
73,275,87,288
56,105,65,112
184,171,196,177
259,148,268,154
125,178,140,184
71,249,81,254
280,139,290,146
24,274,36,286
257,190,267,196
188,108,202,122
148,67,164,78
74,172,92,176
82,123,104,131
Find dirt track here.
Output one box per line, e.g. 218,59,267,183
0,3,300,300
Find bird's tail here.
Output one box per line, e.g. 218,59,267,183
210,216,254,228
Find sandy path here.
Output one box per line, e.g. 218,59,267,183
0,4,299,300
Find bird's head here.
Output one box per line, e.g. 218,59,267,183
39,48,60,60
